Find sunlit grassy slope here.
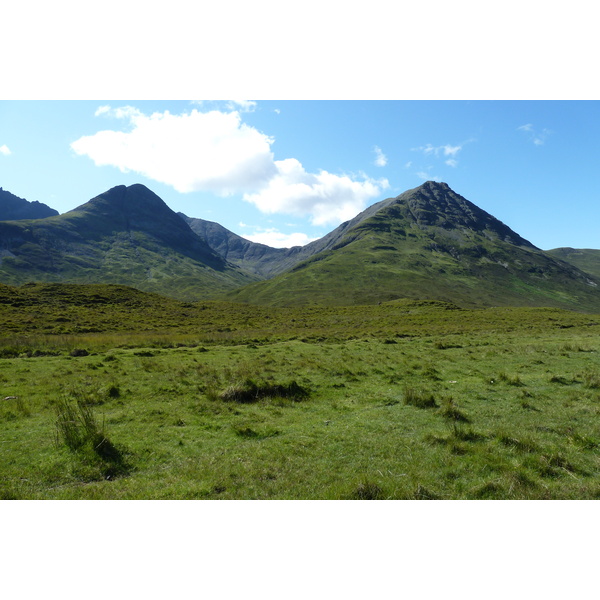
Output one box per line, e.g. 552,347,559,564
2,282,600,500
227,182,600,311
548,248,600,280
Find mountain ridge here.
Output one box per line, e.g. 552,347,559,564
0,184,256,299
0,187,59,220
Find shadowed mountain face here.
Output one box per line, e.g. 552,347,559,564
0,188,59,220
181,214,369,278
226,181,600,311
0,184,256,300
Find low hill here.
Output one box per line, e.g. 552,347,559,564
227,181,600,311
0,184,256,300
547,248,600,280
0,187,58,220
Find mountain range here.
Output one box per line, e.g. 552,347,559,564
1,180,599,311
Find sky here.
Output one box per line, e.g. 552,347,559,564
1,100,600,250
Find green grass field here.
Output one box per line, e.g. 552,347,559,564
2,286,600,499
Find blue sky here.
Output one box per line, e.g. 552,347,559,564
1,100,599,250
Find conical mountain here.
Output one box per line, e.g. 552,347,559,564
227,181,600,311
0,184,256,299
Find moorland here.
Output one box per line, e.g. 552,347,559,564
2,181,600,499
2,283,600,499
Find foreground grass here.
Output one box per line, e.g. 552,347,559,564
2,296,600,499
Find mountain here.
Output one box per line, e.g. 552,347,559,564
0,188,58,220
227,181,600,311
0,184,256,300
181,198,409,278
546,248,600,280
180,215,289,277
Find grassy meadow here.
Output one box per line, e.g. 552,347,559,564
2,284,600,499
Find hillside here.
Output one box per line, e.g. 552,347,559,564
182,213,382,278
547,248,600,280
227,181,600,311
181,215,289,277
0,184,256,300
0,187,58,220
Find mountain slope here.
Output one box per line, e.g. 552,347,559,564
547,248,600,280
0,184,256,300
0,187,58,220
227,181,600,311
182,197,406,278
180,215,289,277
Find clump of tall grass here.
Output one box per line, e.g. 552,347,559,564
498,372,524,386
582,370,600,389
351,480,385,500
54,397,127,477
496,432,539,453
403,387,438,409
210,378,310,404
438,396,470,423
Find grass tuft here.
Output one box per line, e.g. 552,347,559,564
438,396,470,423
351,480,385,500
403,387,438,409
54,397,129,479
215,379,309,404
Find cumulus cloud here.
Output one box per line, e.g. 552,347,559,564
72,105,388,227
373,146,387,167
243,158,388,226
241,227,319,248
71,107,277,195
518,123,551,145
227,100,257,112
0,145,11,156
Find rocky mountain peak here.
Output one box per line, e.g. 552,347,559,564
392,181,536,249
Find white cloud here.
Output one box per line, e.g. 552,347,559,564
71,107,277,195
241,227,319,248
442,144,461,156
243,158,389,226
411,140,471,171
518,123,551,145
404,161,412,168
94,105,111,117
227,100,257,112
373,146,387,167
415,143,463,158
0,144,11,156
72,104,388,227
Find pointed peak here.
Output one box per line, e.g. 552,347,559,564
420,180,450,189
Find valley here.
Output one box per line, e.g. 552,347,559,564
2,181,600,499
